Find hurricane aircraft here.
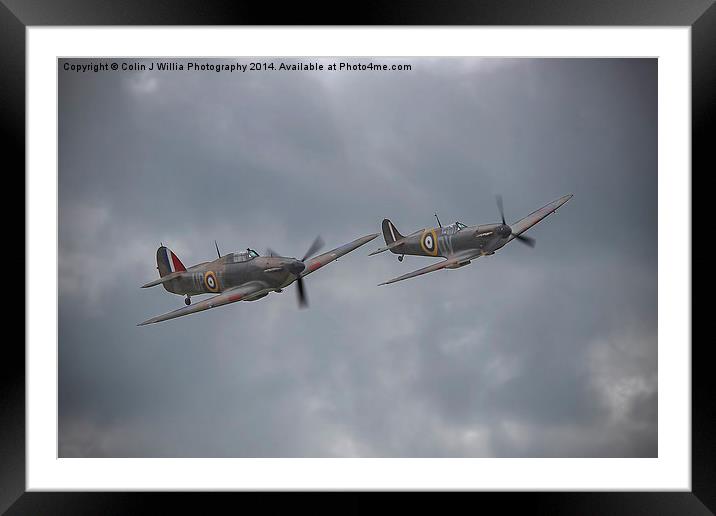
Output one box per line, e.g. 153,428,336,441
139,233,378,325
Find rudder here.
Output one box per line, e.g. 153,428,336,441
156,246,187,278
381,219,404,245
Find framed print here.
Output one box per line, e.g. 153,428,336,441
6,0,709,513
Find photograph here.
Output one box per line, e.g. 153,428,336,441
58,56,657,458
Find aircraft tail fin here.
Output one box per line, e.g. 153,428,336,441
156,246,187,278
381,219,404,246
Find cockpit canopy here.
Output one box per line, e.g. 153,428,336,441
225,248,260,263
442,221,468,234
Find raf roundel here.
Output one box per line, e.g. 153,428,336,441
420,229,438,256
204,271,219,292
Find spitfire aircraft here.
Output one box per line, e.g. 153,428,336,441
139,233,378,325
370,194,573,285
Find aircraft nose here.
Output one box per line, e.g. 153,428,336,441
287,260,305,275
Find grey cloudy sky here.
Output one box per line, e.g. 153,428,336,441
58,58,656,457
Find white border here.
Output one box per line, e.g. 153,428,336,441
27,27,690,490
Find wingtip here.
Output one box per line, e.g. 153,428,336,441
354,233,379,246
552,194,573,207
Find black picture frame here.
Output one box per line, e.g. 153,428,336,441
6,1,708,513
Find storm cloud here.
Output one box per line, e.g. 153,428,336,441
58,58,656,457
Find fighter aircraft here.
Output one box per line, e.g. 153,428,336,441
370,194,573,285
139,233,378,325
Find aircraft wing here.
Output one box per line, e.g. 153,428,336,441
138,282,267,326
378,251,481,286
301,233,378,278
508,194,573,241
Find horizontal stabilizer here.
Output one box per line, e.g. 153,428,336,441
141,270,187,288
368,239,405,256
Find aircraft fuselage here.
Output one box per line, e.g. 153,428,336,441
394,222,511,259
161,255,303,298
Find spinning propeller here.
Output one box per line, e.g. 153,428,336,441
265,236,325,308
496,195,535,248
295,235,325,308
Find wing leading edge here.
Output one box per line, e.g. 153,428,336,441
301,233,378,277
378,251,481,286
138,282,267,326
508,194,573,241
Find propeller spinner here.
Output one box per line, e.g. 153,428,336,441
496,195,535,247
265,236,325,308
295,235,324,308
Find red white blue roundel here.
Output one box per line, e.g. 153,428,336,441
420,229,438,256
204,271,219,292
424,233,434,249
